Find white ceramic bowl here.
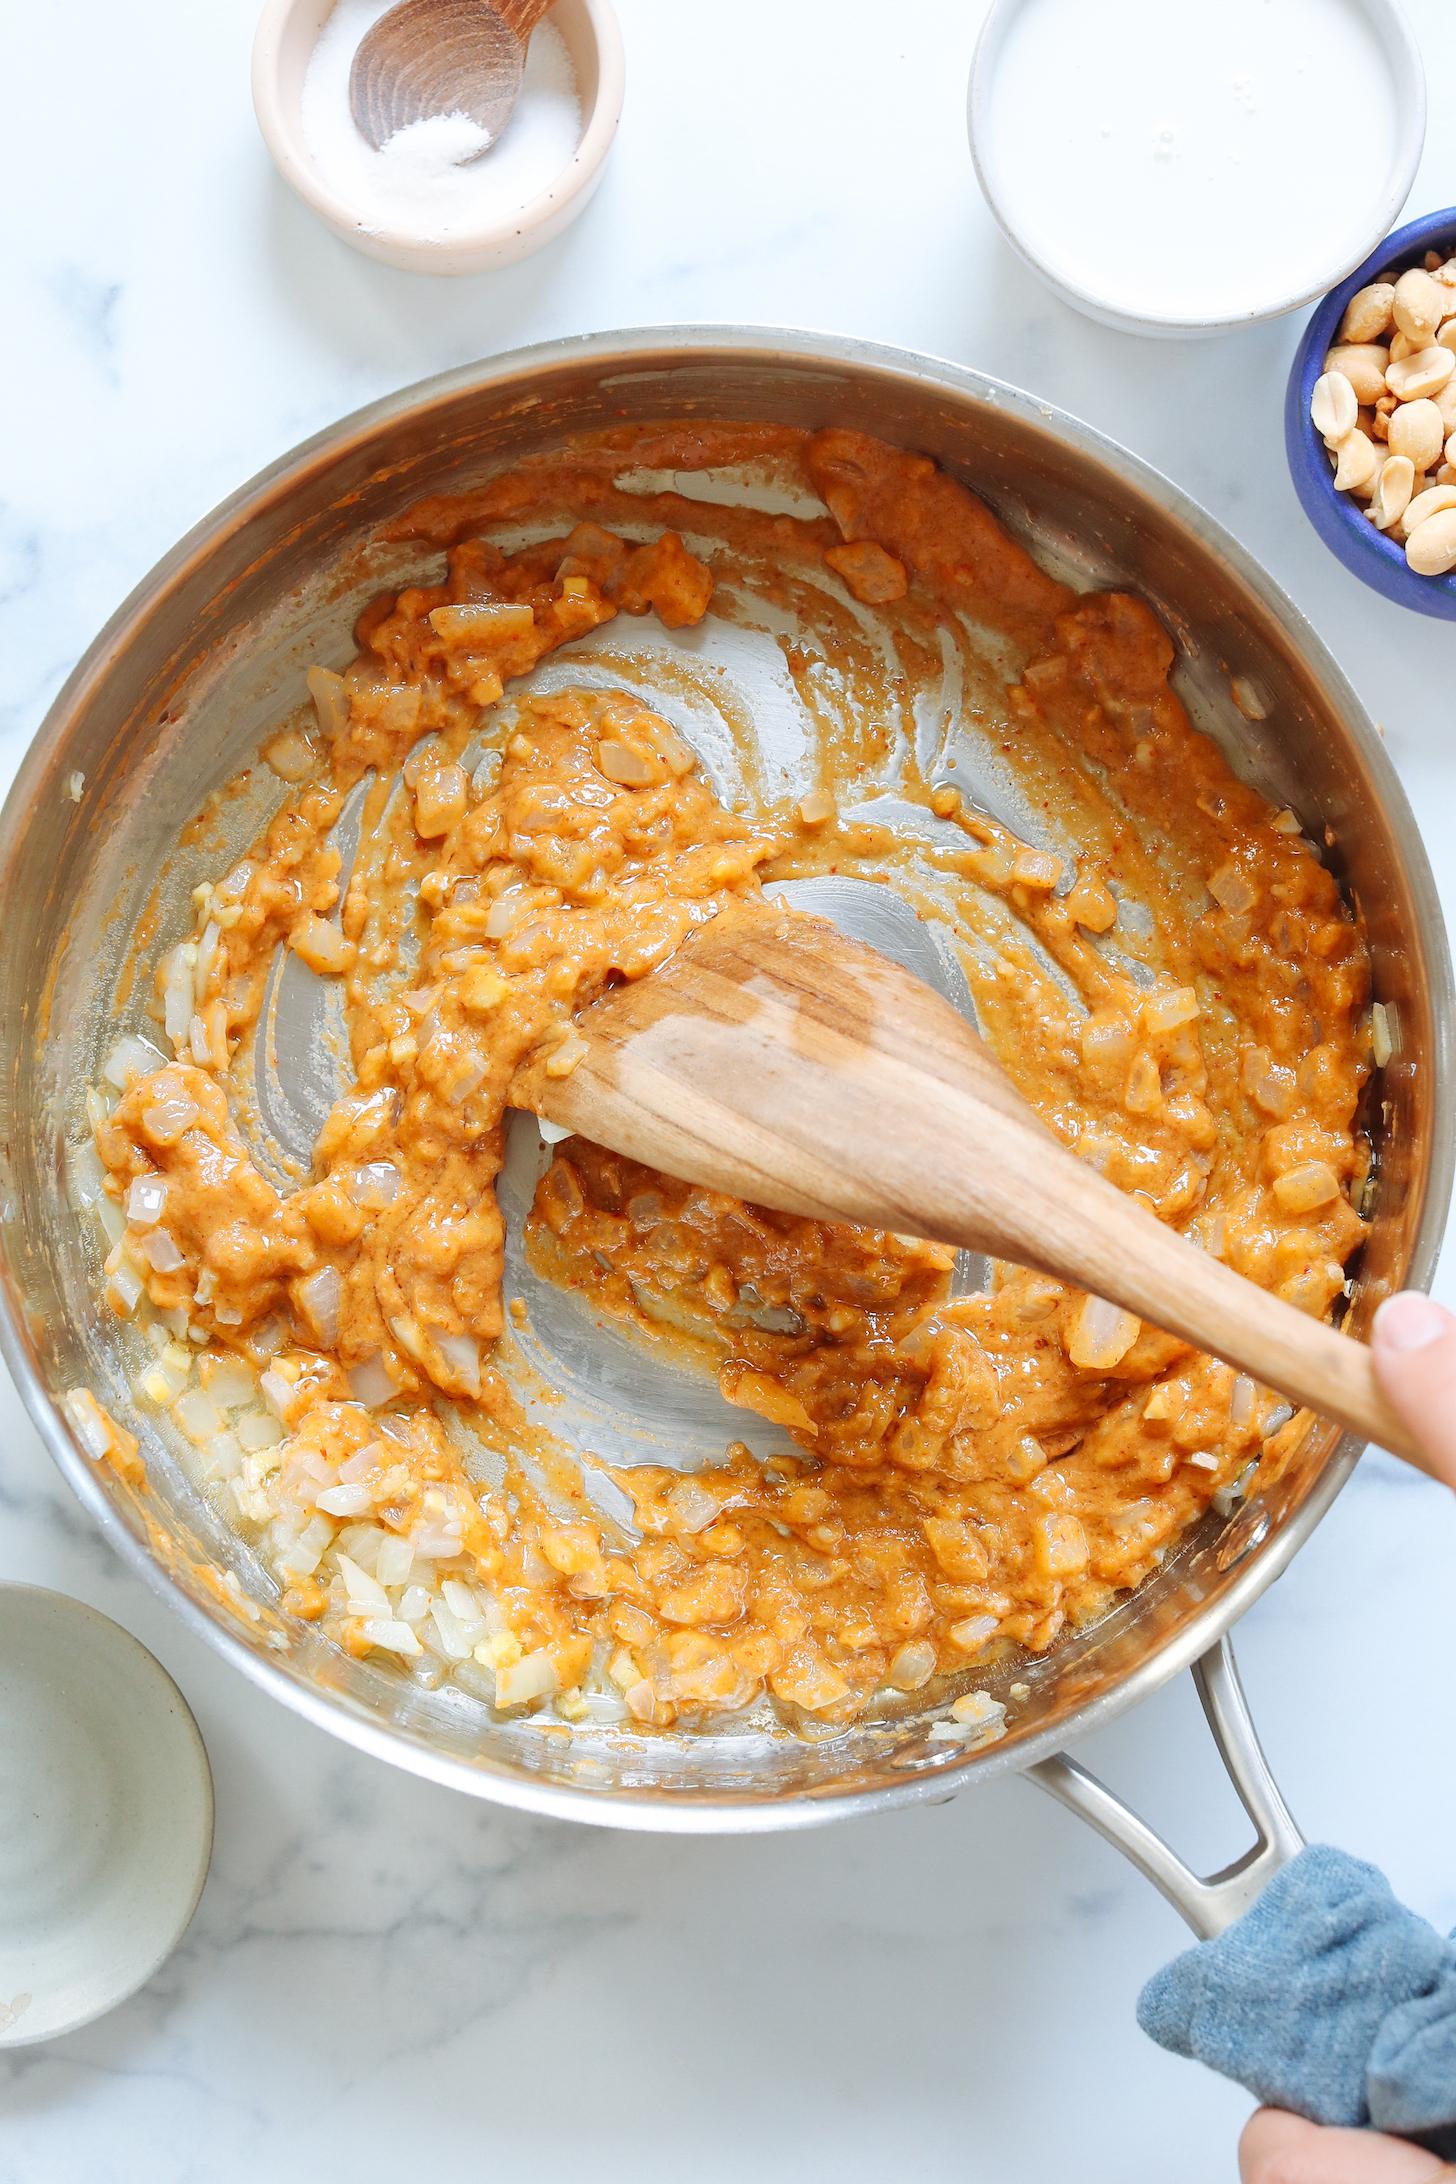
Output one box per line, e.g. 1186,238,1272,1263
252,0,624,275
967,0,1427,338
0,1586,213,2046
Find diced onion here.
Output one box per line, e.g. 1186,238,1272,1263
318,1483,372,1517
202,1431,243,1483
275,1514,331,1578
141,1226,185,1272
356,1617,423,1658
595,738,654,788
161,946,197,1047
189,1010,227,1069
296,1265,342,1348
264,727,319,783
376,1536,414,1588
347,1354,396,1409
411,1526,464,1561
435,1331,481,1395
140,1089,199,1144
446,1055,488,1105
351,1162,400,1208
484,891,524,938
537,1118,574,1146
666,1479,720,1534
1213,1462,1258,1518
194,921,222,1000
336,1554,391,1615
104,1033,164,1090
126,1176,168,1227
889,1640,937,1691
67,1140,108,1212
1371,1002,1394,1069
307,665,350,738
260,1368,295,1420
427,601,534,645
173,1388,225,1445
948,1614,999,1656
495,1649,556,1708
428,1603,473,1661
290,916,350,977
64,1388,115,1459
946,1692,1008,1744
201,1357,257,1410
1141,986,1201,1036
1208,863,1258,914
1066,1295,1140,1372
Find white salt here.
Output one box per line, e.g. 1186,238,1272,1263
301,0,583,242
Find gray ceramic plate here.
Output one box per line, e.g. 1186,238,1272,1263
0,1584,214,2045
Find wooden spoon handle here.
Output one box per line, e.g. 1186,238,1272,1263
934,1107,1420,1471
493,0,556,39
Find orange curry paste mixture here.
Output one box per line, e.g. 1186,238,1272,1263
87,426,1372,1732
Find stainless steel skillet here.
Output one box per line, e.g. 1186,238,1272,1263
0,331,1448,1941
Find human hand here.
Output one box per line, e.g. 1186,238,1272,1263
1240,2107,1453,2181
1372,1292,1456,1489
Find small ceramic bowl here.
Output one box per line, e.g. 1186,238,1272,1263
1286,208,1456,622
968,0,1426,338
0,1586,213,2046
252,0,625,275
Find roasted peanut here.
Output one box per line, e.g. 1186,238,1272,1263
1330,429,1379,493
1393,267,1447,342
1310,370,1358,443
1339,281,1395,342
1387,345,1456,401
1324,343,1389,403
1368,454,1415,531
1401,482,1456,537
1405,506,1456,575
1388,397,1446,471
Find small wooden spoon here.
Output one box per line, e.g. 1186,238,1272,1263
516,901,1420,1467
350,0,556,154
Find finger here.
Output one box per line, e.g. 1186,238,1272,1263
1239,2106,1450,2183
1372,1292,1456,1490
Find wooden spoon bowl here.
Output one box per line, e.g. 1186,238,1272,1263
350,0,556,152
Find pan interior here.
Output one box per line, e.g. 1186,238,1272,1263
2,342,1443,1818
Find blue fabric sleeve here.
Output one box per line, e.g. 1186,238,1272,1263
1137,1844,1456,2137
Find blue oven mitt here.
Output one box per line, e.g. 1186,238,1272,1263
1138,1845,1456,2156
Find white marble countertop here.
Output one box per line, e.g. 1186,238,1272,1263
3,4,1455,2177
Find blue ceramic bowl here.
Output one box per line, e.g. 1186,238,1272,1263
1286,206,1456,622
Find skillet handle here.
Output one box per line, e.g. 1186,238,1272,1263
1026,1635,1303,1940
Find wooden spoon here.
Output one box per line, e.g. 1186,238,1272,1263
515,901,1421,1468
349,0,556,155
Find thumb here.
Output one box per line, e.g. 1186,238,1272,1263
1240,2108,1453,2181
1371,1292,1456,1491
